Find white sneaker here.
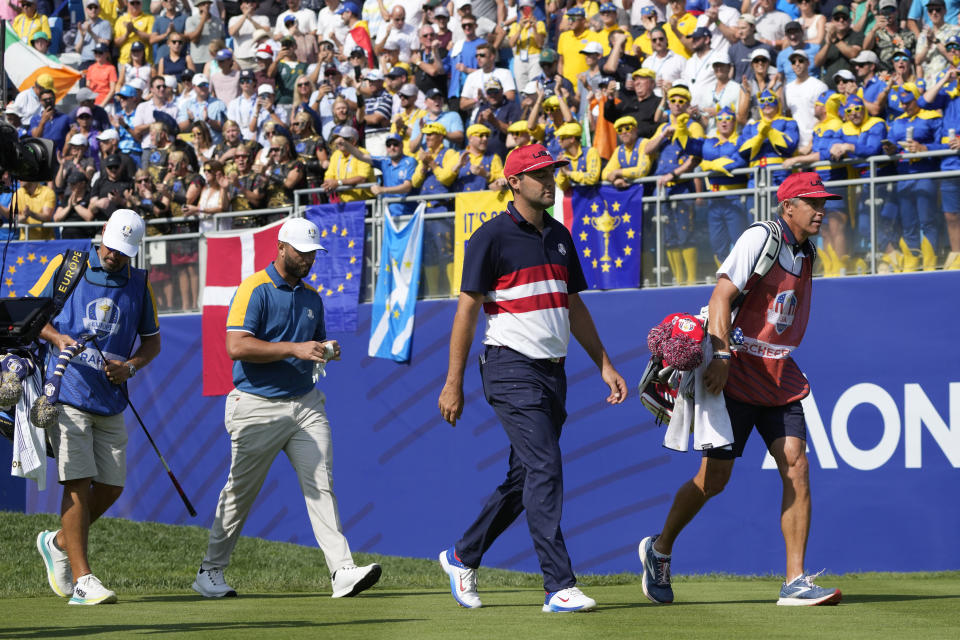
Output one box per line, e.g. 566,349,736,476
192,566,237,598
542,586,596,613
69,574,117,605
439,547,481,608
36,530,73,597
331,563,382,598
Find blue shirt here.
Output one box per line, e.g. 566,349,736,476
409,111,464,150
372,155,418,216
152,12,188,61
776,44,821,84
177,96,227,143
226,262,326,398
27,110,72,153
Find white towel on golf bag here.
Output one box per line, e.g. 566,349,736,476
11,367,46,491
663,340,735,453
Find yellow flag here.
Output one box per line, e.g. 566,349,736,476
452,190,514,294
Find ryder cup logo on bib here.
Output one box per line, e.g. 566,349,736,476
766,290,798,334
83,298,121,336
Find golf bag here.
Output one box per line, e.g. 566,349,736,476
637,220,798,423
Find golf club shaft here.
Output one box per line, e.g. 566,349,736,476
89,337,197,517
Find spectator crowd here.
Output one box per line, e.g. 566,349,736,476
4,0,960,298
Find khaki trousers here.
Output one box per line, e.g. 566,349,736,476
202,388,354,575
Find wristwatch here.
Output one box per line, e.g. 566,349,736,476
126,362,137,377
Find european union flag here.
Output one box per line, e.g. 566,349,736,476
304,203,366,333
569,185,643,290
368,202,424,362
0,240,93,298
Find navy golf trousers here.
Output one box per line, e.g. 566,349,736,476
455,345,576,593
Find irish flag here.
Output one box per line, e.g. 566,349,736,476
3,25,81,102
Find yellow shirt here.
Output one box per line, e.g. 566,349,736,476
16,185,55,241
324,148,375,201
556,146,601,191
601,140,652,182
594,26,633,57
557,30,596,88
507,20,547,57
392,107,427,156
12,14,51,43
412,146,459,189
99,0,122,27
114,13,155,65
665,14,697,59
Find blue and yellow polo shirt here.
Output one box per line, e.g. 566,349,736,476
227,262,326,398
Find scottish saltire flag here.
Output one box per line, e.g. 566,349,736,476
304,203,366,332
0,240,92,298
368,202,425,362
569,185,643,290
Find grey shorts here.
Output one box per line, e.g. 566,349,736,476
49,404,127,486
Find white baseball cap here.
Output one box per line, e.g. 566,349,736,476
102,209,146,257
69,133,88,146
278,218,327,253
257,84,275,95
96,128,119,141
580,41,603,55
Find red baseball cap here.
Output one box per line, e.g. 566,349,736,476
503,143,570,178
777,172,842,202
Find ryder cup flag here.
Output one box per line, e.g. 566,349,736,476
200,219,284,396
569,184,643,290
368,202,425,362
3,25,82,102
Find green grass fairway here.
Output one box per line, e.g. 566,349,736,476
1,513,958,639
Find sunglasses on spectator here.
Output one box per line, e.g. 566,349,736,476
78,113,92,118
235,154,251,159
297,82,311,87
716,114,734,122
136,178,151,183
893,55,910,61
544,105,558,112
752,57,769,63
385,140,402,147
759,96,778,105
928,6,944,13
834,14,849,21
650,37,665,42
615,125,635,132
845,105,864,113
948,44,960,51
269,147,284,152
462,22,476,28
476,52,488,58
791,58,808,65
473,133,490,138
668,97,688,105
171,39,184,44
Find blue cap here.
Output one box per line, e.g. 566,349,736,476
816,90,833,105
118,85,138,98
336,1,361,15
386,133,403,144
599,2,617,12
691,27,711,39
566,6,585,16
843,95,864,110
947,35,960,46
717,105,735,118
640,6,656,15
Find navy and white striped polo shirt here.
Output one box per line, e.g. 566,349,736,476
461,202,587,360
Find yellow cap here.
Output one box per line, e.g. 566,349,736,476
555,122,582,138
614,116,637,130
507,120,530,134
422,122,447,136
543,95,560,109
632,68,656,79
667,86,691,102
466,123,491,137
36,73,54,91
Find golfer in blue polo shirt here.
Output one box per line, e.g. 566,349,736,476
437,144,628,613
193,218,381,600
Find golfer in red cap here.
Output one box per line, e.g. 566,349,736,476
436,144,628,613
638,171,844,607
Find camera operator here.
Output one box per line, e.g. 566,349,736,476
29,89,72,154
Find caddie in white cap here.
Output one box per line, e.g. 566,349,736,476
192,215,381,600
29,208,160,606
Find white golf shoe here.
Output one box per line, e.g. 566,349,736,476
69,574,117,605
36,530,73,597
542,586,596,613
192,566,237,598
331,563,382,598
439,547,481,608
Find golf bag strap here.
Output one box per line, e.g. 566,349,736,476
51,250,88,316
731,220,782,313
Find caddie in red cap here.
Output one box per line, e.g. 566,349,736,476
638,170,843,608
435,143,628,613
